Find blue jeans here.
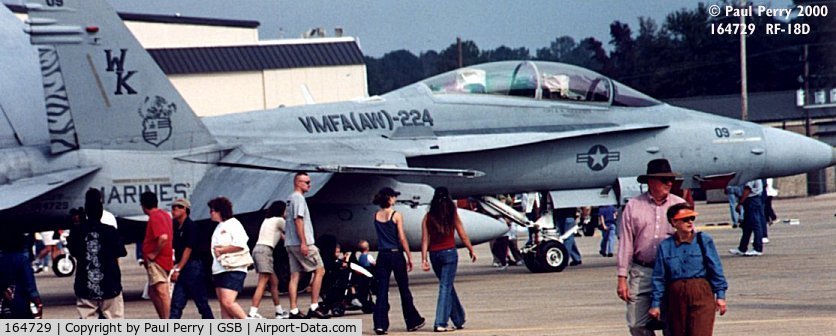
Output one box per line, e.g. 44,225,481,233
0,251,39,318
170,259,214,319
599,224,616,255
373,251,422,331
727,186,743,225
558,217,581,262
429,249,465,328
738,196,765,253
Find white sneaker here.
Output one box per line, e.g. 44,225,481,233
744,250,763,256
491,262,500,267
762,237,770,244
350,298,363,308
248,312,264,319
275,311,289,319
729,248,745,256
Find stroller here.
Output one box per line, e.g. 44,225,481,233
320,250,375,317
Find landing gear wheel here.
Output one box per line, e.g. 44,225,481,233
537,240,569,273
523,250,545,273
53,254,76,277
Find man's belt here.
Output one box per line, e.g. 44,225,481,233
632,259,655,268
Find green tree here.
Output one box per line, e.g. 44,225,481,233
365,49,423,95
481,45,530,62
535,36,577,62
608,21,635,78
438,39,482,72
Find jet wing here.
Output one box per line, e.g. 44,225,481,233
0,166,100,210
188,166,331,220
185,141,481,220
213,144,483,178
401,123,668,156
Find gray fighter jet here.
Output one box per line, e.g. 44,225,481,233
2,1,834,272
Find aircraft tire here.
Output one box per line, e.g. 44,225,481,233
522,251,544,273
536,240,568,273
52,254,76,277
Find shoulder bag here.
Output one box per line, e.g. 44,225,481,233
219,248,254,269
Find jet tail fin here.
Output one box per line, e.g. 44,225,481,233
26,0,216,152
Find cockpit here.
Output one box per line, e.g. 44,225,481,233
420,61,661,107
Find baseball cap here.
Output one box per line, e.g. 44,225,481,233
172,198,191,208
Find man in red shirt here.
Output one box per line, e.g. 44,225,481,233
141,191,173,319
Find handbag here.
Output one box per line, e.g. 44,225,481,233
218,249,254,269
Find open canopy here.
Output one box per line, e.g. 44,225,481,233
419,61,661,108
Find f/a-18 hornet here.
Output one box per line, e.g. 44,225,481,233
2,0,833,273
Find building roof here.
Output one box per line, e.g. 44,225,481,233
148,41,366,74
119,12,258,28
667,91,836,123
5,4,259,28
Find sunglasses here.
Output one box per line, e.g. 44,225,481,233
298,180,311,185
171,205,185,210
677,216,696,222
652,177,676,183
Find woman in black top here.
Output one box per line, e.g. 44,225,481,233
371,187,425,335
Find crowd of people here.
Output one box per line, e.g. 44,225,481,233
2,162,788,335
0,172,477,335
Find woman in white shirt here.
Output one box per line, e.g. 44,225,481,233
209,196,250,319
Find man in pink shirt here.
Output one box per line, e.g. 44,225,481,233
616,159,685,335
141,191,173,319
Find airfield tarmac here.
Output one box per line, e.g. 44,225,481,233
32,193,836,335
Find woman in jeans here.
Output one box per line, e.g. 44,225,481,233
372,187,425,335
420,187,477,332
209,196,250,319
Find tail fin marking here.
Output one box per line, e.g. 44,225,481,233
26,0,216,151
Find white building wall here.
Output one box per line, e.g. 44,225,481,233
263,65,368,108
168,72,265,117
170,64,367,116
125,21,259,48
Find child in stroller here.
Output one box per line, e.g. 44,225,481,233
319,243,375,317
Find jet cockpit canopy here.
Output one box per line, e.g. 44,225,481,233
420,61,661,107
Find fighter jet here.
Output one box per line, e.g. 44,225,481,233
3,0,834,273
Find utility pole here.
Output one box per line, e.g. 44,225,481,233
803,44,811,137
739,0,748,121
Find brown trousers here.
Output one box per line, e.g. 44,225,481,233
666,278,716,336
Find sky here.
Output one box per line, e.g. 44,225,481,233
5,0,794,57
104,0,791,57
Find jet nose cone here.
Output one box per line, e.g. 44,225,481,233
762,127,833,177
457,209,509,246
